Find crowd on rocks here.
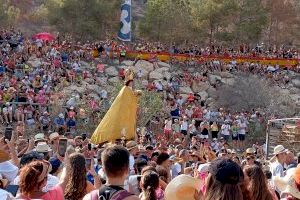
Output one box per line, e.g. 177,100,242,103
1,29,300,200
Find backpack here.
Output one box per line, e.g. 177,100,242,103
91,185,133,200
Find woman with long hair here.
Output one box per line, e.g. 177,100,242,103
204,159,252,200
244,165,277,200
18,160,67,199
64,153,100,200
140,171,160,200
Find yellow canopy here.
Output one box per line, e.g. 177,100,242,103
91,86,138,144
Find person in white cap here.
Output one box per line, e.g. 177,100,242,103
270,145,288,179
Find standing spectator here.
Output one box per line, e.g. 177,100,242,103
83,145,139,200
243,165,275,200
220,121,231,142
164,117,172,140
139,171,160,200
210,121,219,139
270,145,287,178
54,113,66,133
180,116,189,138
238,118,248,149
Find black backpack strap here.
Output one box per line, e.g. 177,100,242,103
98,185,126,200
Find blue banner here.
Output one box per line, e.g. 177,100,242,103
118,0,131,42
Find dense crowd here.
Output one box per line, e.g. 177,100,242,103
1,29,300,200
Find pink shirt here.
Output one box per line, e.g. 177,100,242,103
18,185,64,200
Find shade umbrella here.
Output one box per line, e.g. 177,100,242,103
32,32,55,41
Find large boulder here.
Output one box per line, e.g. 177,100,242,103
105,66,118,76
135,60,154,72
221,78,235,86
149,71,164,80
207,87,218,98
292,79,300,88
157,61,171,69
121,60,135,66
217,71,235,78
208,74,222,85
191,81,210,93
179,86,193,94
198,91,208,101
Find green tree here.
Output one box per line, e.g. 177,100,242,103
46,0,121,40
0,0,20,27
234,0,268,44
190,0,238,44
139,0,193,42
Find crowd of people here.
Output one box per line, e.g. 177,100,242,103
1,28,300,200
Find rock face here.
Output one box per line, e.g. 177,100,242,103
208,74,222,85
191,81,210,93
105,66,118,76
135,60,154,72
149,67,171,80
157,61,170,68
292,79,300,88
179,86,193,94
198,91,209,101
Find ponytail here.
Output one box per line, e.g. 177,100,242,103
144,185,157,200
141,171,159,200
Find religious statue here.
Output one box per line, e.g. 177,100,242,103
91,68,141,144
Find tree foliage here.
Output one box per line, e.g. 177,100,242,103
0,0,20,27
45,0,121,40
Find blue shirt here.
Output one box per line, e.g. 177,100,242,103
54,117,65,126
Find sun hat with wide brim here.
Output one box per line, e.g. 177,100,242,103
274,167,300,199
49,132,60,141
165,174,202,200
36,142,52,153
273,145,288,155
126,141,138,151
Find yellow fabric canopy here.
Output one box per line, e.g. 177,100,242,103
91,86,138,144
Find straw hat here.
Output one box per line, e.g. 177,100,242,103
245,148,255,155
49,132,60,141
273,145,288,155
34,133,45,142
274,167,300,199
165,174,202,200
126,141,138,151
36,142,52,153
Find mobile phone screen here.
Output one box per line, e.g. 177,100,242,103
4,127,13,141
88,143,92,151
58,139,68,157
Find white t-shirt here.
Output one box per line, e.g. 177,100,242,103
13,174,59,192
100,90,108,99
270,161,284,178
164,120,172,130
221,124,231,136
171,163,182,179
0,161,19,183
129,154,135,173
181,121,188,131
238,121,247,135
0,189,13,200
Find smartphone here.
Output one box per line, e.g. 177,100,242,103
88,143,92,151
85,158,91,169
5,185,19,197
58,138,68,157
4,127,13,141
82,133,87,141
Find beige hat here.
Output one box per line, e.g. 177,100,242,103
165,174,202,200
126,141,138,151
49,132,59,141
36,142,52,153
274,168,300,199
245,148,255,154
34,133,45,141
273,145,288,155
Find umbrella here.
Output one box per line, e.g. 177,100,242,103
32,32,55,41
